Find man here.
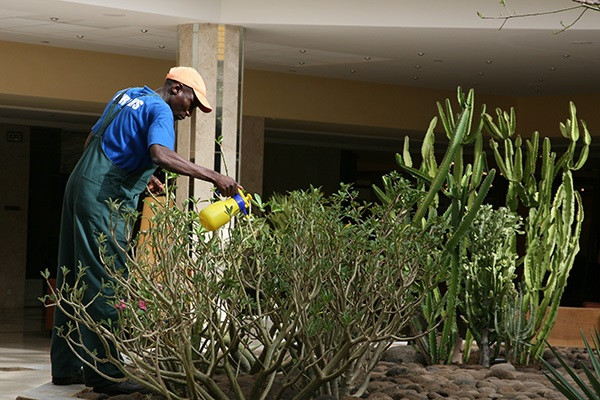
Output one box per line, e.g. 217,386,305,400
50,66,240,395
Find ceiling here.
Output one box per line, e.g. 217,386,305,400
1,0,599,98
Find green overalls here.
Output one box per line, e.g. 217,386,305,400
51,92,157,387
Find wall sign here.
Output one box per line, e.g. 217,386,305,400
7,131,23,142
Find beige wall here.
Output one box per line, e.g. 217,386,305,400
243,69,600,140
242,69,521,134
2,40,598,138
0,40,172,113
0,125,30,310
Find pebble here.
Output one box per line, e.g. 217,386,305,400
359,344,593,400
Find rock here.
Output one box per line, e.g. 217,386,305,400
574,359,592,369
368,380,398,392
426,393,445,400
102,395,159,400
431,388,453,398
382,345,427,365
542,347,554,360
520,380,546,390
475,380,496,389
366,393,394,400
545,357,562,368
405,383,424,393
490,362,516,372
456,388,479,399
376,361,401,370
420,372,450,384
404,363,428,374
496,383,516,395
77,391,109,400
386,366,410,377
371,371,386,380
519,391,541,399
452,372,477,386
485,368,516,380
505,380,525,391
477,386,497,396
420,382,442,393
384,387,423,400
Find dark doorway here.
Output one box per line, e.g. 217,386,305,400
26,128,87,295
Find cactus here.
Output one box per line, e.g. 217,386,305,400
483,101,589,364
383,89,590,366
460,205,522,367
495,286,535,364
385,88,495,364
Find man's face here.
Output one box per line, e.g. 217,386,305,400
170,84,198,121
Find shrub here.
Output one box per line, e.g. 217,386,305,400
44,177,447,399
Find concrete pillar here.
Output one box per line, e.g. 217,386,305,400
175,23,244,205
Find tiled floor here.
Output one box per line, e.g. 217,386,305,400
0,308,52,400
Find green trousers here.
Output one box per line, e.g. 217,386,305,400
51,95,155,387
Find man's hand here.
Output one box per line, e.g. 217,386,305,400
147,175,164,194
215,174,242,197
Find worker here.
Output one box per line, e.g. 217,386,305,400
50,66,241,396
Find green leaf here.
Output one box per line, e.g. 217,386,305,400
582,120,592,146
437,101,452,138
403,136,413,168
372,184,391,204
483,113,504,140
569,101,579,142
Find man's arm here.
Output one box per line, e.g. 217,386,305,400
149,144,240,197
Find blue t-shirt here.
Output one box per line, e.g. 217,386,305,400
92,86,175,172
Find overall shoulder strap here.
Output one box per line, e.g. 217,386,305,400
94,91,129,137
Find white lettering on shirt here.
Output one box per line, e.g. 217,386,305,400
118,94,131,105
114,93,144,110
127,98,144,110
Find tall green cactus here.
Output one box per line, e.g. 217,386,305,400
385,88,495,364
379,90,590,366
483,101,590,364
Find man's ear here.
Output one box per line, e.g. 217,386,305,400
170,82,183,95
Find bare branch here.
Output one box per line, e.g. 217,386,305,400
478,0,598,31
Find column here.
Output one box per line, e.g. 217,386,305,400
175,23,244,205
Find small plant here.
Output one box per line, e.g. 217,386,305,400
494,286,535,365
540,329,600,400
459,205,522,367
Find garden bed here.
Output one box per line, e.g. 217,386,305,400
73,344,591,400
